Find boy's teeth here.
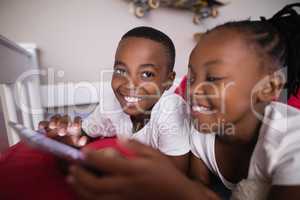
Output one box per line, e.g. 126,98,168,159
192,105,214,114
124,96,141,103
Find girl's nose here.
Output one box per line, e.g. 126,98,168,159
189,82,205,98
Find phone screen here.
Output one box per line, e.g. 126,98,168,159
9,122,84,161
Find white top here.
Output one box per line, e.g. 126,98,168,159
82,87,190,156
190,127,236,190
191,102,300,191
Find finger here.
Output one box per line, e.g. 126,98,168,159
82,149,138,174
68,116,82,136
67,123,81,136
49,114,61,129
77,136,88,147
61,135,78,147
38,121,49,131
119,138,160,158
70,181,121,200
45,128,60,138
73,116,82,127
57,115,70,136
50,114,61,121
69,165,127,193
69,181,97,200
58,114,70,128
67,135,79,147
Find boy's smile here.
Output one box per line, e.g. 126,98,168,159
116,86,151,109
111,37,174,117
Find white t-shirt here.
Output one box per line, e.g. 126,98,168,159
191,102,300,191
82,87,190,156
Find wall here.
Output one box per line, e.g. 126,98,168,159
0,0,298,85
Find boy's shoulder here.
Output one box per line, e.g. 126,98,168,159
152,92,187,114
148,92,188,128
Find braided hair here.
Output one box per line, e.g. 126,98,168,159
209,3,300,97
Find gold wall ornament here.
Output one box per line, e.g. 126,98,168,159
125,0,226,24
193,32,205,42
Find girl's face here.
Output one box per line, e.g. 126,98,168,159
111,37,173,117
189,29,266,135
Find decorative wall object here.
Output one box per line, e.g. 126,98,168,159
125,0,225,24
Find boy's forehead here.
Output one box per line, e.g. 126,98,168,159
117,38,165,57
115,37,170,70
118,37,163,50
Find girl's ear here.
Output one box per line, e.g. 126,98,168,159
164,71,176,90
257,71,285,102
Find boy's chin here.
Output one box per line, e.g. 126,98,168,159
122,107,150,117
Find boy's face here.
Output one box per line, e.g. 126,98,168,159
111,37,174,117
188,29,266,136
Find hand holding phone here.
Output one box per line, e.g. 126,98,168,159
9,122,103,175
38,114,89,147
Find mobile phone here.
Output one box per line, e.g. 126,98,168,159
8,121,102,175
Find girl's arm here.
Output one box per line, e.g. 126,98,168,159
68,139,221,200
189,154,211,186
167,153,190,174
268,186,300,200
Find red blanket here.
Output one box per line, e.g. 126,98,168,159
0,138,130,200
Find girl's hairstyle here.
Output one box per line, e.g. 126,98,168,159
121,26,176,71
210,3,300,97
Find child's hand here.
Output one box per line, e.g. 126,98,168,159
67,140,219,200
38,114,89,147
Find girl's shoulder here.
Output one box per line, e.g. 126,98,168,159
259,102,300,143
249,102,300,185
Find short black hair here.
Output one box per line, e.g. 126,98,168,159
209,3,300,97
121,26,176,71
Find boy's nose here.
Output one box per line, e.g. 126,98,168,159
124,76,140,92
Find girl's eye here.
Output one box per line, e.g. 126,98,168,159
114,68,127,76
206,76,223,82
141,71,155,79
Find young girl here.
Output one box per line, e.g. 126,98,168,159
189,3,300,199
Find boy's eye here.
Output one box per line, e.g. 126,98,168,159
141,71,155,79
114,68,127,76
206,76,223,82
188,73,195,85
